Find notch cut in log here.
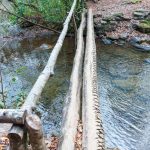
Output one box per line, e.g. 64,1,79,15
82,8,105,150
25,114,46,150
8,0,78,149
0,109,27,124
58,10,86,150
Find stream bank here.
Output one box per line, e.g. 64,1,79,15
87,0,150,51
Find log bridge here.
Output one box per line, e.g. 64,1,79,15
0,1,105,150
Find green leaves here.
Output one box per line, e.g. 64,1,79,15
12,0,75,23
0,101,5,109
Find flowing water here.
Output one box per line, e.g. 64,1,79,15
1,35,150,150
0,34,74,137
97,42,150,150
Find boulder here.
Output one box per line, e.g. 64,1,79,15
134,20,150,33
106,32,119,40
133,9,150,20
102,38,112,45
130,37,150,51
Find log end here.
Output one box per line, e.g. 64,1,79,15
26,114,41,131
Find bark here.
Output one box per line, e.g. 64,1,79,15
58,10,86,150
0,109,27,124
25,114,46,150
82,8,105,150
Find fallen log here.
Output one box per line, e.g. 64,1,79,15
8,0,78,149
82,8,105,150
58,10,86,150
25,114,46,150
0,109,27,124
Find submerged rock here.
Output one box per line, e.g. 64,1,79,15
102,38,112,45
112,77,138,91
144,58,150,64
130,37,150,51
34,44,53,51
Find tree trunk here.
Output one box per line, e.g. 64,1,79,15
58,10,86,150
82,8,105,150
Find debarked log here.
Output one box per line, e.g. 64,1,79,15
0,109,27,124
82,9,105,150
58,10,86,150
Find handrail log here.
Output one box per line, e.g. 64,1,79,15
82,8,105,150
8,0,78,150
58,10,86,150
22,0,78,112
0,109,27,124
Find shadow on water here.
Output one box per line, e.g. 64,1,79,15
96,42,150,150
0,34,75,137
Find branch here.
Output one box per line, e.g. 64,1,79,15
0,6,60,34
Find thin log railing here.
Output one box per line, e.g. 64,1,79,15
58,10,86,150
0,0,78,149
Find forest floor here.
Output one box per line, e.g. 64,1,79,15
87,0,150,42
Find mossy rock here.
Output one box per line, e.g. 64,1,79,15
129,0,141,4
138,20,150,33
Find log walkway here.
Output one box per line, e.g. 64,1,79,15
0,1,106,149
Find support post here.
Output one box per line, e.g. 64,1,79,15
25,114,46,150
8,126,27,150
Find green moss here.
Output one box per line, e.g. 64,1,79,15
140,20,150,28
10,0,83,25
138,20,150,33
129,0,142,4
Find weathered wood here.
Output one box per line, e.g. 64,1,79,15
25,114,46,150
82,9,105,150
8,125,26,150
8,1,78,149
0,109,27,124
21,0,78,113
58,10,86,150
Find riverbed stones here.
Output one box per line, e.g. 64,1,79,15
133,9,150,20
106,32,119,40
102,38,112,45
130,37,150,51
